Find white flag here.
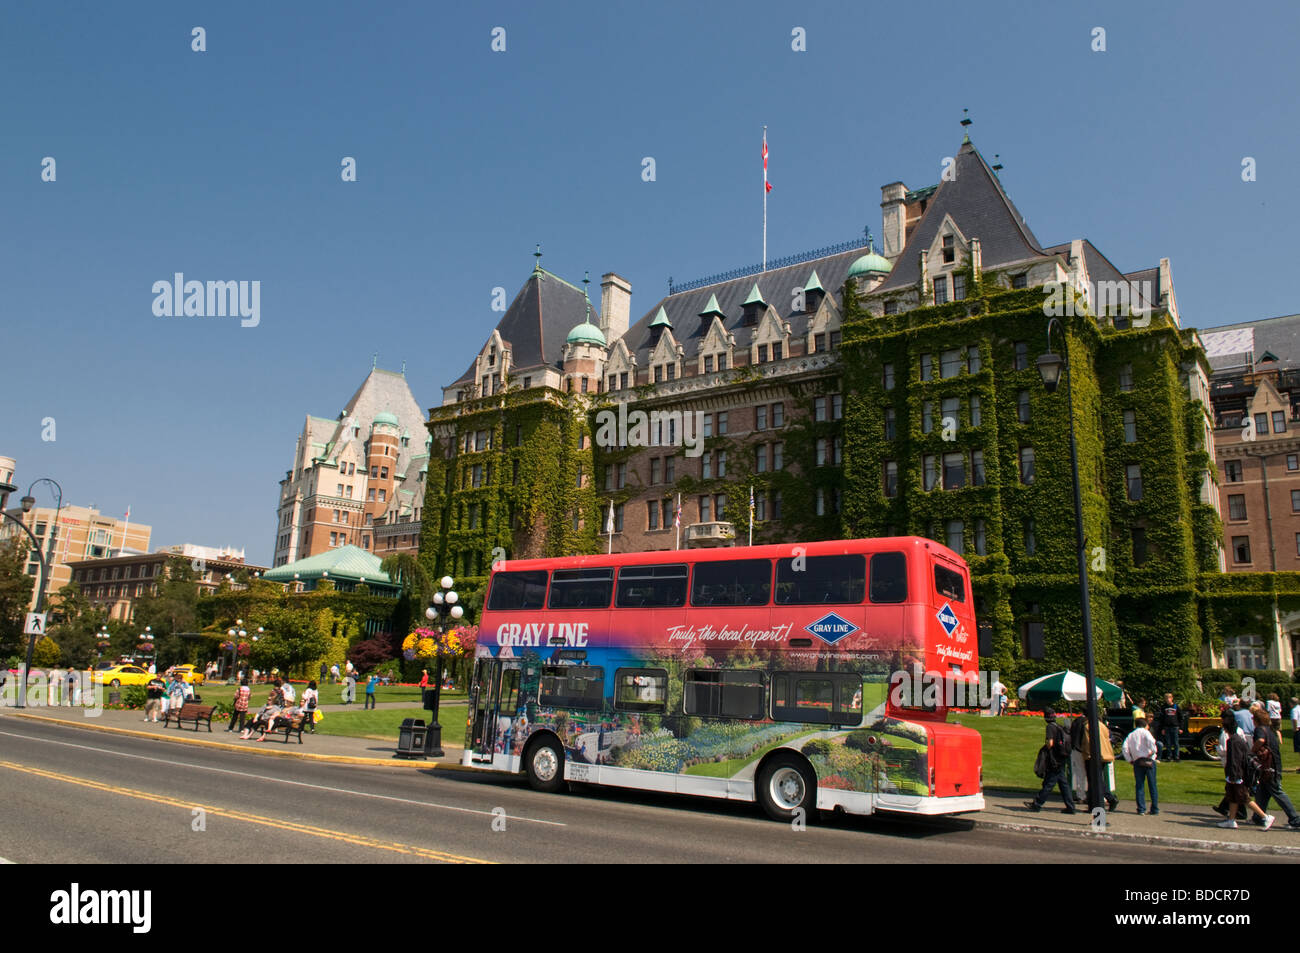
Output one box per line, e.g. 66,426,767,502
605,500,615,534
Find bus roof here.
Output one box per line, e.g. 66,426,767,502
491,536,967,574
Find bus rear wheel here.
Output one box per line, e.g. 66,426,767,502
757,753,816,823
524,736,565,794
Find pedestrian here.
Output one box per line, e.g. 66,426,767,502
1250,711,1300,829
1132,696,1147,722
144,676,166,723
365,673,379,710
1026,711,1077,813
1291,697,1300,755
342,670,356,704
1069,710,1088,800
1156,693,1181,762
1122,717,1159,815
1232,697,1255,735
1217,712,1274,830
419,669,429,689
1220,684,1238,707
1266,693,1283,727
330,663,340,684
226,675,251,733
302,680,319,733
1082,712,1119,812
281,678,296,706
64,668,77,707
319,662,327,685
345,659,354,677
167,674,185,714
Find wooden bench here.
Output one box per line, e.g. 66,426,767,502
259,711,311,744
166,702,215,732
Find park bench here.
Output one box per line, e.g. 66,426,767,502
166,702,215,732
259,711,311,744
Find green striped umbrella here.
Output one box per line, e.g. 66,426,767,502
1017,670,1124,703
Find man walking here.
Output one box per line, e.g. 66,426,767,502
1082,712,1119,811
1122,717,1159,815
1218,713,1274,830
1026,711,1076,813
1069,711,1088,801
1251,711,1300,829
341,669,356,704
364,673,379,710
1156,693,1181,762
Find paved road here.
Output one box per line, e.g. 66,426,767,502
0,718,1275,864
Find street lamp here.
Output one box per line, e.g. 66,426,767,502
423,576,464,757
226,618,247,679
1038,318,1106,811
137,626,155,670
96,624,111,662
8,478,63,708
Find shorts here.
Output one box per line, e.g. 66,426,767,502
1224,781,1251,806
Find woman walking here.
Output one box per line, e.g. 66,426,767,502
226,675,251,733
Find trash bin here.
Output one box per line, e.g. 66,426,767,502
395,718,427,759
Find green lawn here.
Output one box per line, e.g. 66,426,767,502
314,702,468,740
952,713,1300,805
196,683,456,708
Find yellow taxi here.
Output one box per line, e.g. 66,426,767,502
90,664,154,687
165,665,206,686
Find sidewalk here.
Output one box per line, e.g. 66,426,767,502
974,788,1300,855
0,706,467,769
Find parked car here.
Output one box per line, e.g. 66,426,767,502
165,665,205,686
89,664,153,687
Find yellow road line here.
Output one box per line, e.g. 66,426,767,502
0,760,492,864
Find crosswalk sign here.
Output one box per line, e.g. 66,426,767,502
24,612,46,635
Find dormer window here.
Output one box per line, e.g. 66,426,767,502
758,344,768,363
704,355,714,373
942,235,955,264
488,346,496,367
934,276,949,305
953,273,967,300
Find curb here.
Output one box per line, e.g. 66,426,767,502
967,812,1300,857
1,710,475,771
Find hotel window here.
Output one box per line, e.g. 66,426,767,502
380,466,388,479
703,453,713,479
1133,527,1149,566
620,372,629,389
614,504,625,533
700,495,712,522
1289,455,1299,471
702,414,712,438
665,456,675,482
942,234,955,264
815,397,827,421
1232,536,1251,564
1019,447,1035,484
758,344,768,363
970,394,982,428
715,494,728,520
883,363,895,390
943,452,966,490
647,502,659,530
922,401,934,434
650,458,661,485
1126,464,1143,501
1274,411,1287,433
1014,341,1029,371
1123,409,1137,443
717,451,728,478
813,333,825,353
772,442,784,470
1228,494,1247,521
816,488,826,516
1226,633,1268,670
581,376,590,392
833,437,843,465
942,396,959,431
367,488,376,501
617,463,627,489
920,353,933,381
972,449,986,486
1017,390,1031,424
816,439,829,466
771,403,784,427
974,519,987,556
654,366,663,383
337,484,344,496
967,348,981,374
472,464,483,488
371,466,378,478
1254,412,1269,436
755,491,767,521
772,342,783,361
830,331,841,348
609,375,618,391
941,348,962,379
1292,489,1300,512
933,277,949,305
379,489,386,502
704,355,714,373
1225,460,1242,482
924,455,939,491
756,405,767,430
1024,520,1037,555
884,300,899,315
946,520,964,552
884,461,898,497
662,499,673,527
1012,273,1028,289
832,395,842,419
884,408,896,441
576,463,584,488
756,445,768,473
718,412,728,435
953,273,967,300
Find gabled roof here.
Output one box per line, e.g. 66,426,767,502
1201,314,1300,374
262,544,392,584
1041,240,1158,314
876,138,1046,292
451,266,599,385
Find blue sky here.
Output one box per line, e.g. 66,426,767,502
4,0,1298,565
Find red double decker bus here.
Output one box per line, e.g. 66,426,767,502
463,536,983,821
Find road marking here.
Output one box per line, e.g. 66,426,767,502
0,728,564,827
0,760,492,864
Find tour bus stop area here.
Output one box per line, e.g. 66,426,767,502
4,704,1296,857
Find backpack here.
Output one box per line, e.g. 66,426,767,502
1250,737,1275,786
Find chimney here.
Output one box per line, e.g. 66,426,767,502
600,273,632,343
880,182,908,259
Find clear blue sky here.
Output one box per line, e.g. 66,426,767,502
4,0,1298,565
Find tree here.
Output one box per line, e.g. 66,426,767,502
249,605,330,676
132,557,198,665
381,553,433,650
0,536,36,659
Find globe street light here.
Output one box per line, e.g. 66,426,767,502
421,575,464,757
1038,317,1106,812
9,477,63,708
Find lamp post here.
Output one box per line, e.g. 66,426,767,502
6,478,63,708
1037,318,1106,812
96,624,111,663
226,619,247,679
424,575,464,757
137,626,155,670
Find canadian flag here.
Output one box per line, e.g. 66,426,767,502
763,137,772,192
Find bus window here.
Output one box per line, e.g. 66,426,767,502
684,670,765,719
690,559,771,607
615,564,688,608
868,552,907,603
771,673,865,725
775,554,865,605
500,668,521,714
487,570,549,610
539,666,605,709
934,564,965,602
613,668,668,713
548,567,614,609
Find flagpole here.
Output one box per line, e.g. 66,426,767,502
762,126,768,272
675,493,682,551
119,507,130,557
748,484,754,546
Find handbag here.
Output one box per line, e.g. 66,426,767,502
1134,756,1155,769
1033,745,1051,779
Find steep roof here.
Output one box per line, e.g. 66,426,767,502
623,247,865,365
1041,240,1158,314
876,138,1046,292
451,267,599,385
1201,314,1300,373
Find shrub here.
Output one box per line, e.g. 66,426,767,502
121,686,147,709
370,660,402,682
802,739,833,758
347,638,394,674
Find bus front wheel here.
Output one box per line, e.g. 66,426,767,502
757,753,816,823
524,736,565,794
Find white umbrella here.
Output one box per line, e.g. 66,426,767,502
1017,669,1113,702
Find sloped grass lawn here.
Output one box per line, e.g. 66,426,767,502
952,713,1300,806
314,701,469,740
196,683,443,708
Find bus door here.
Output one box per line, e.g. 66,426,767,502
470,658,522,764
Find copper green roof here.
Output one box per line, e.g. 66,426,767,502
373,411,400,428
803,270,824,293
698,293,724,317
742,283,766,306
565,321,606,346
847,250,892,278
649,306,672,328
262,545,393,586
